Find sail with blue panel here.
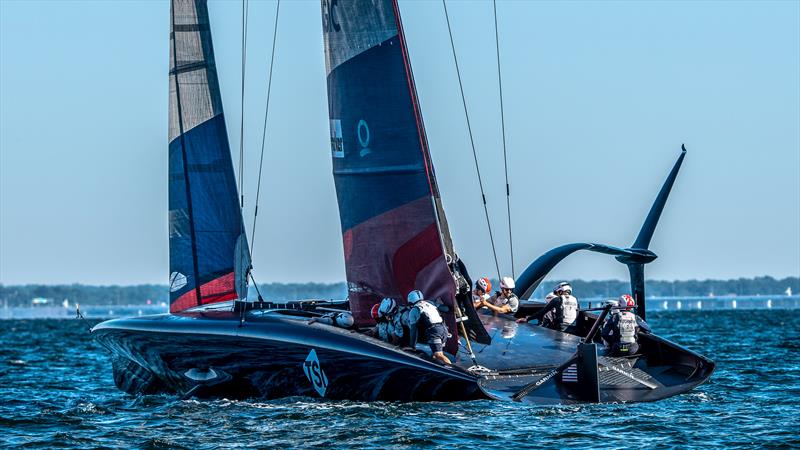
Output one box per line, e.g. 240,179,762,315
168,0,250,313
321,0,459,351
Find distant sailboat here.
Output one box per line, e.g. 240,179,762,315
93,0,713,404
787,287,793,296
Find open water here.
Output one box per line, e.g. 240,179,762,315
1,310,799,449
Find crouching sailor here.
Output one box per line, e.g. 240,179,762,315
367,303,391,342
518,282,579,331
407,290,452,365
601,294,651,356
368,297,408,345
308,311,355,329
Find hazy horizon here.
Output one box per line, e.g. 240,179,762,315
2,1,798,285
1,274,797,288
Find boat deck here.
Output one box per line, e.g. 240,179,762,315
453,312,583,371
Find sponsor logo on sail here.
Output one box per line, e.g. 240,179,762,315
322,0,341,33
330,119,344,158
357,119,371,157
169,272,187,292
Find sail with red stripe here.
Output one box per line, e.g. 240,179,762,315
168,0,250,313
321,0,459,351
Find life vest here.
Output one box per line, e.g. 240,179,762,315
414,300,443,328
561,295,578,326
384,305,410,346
490,293,520,313
618,311,637,344
390,306,408,337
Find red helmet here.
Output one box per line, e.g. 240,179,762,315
619,294,635,310
476,277,492,293
370,304,380,320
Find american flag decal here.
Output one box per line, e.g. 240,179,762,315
562,364,578,383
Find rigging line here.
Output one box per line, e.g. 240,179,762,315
250,0,281,256
249,272,264,301
238,0,249,212
493,0,514,279
442,0,501,281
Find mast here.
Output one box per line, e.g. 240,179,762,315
321,0,460,352
168,0,250,313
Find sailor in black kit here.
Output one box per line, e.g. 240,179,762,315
406,290,452,365
518,282,579,332
601,294,651,356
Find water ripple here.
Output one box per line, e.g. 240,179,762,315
1,312,799,448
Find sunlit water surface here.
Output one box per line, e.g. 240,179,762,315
1,310,799,448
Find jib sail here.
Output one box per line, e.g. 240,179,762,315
321,0,459,348
168,0,250,313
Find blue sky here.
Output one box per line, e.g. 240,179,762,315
1,0,798,285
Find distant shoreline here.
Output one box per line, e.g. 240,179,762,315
3,294,799,320
1,276,797,308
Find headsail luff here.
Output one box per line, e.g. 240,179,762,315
321,0,459,352
168,0,250,313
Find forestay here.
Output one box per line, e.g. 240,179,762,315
168,0,250,313
321,0,459,350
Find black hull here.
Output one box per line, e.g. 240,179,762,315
93,310,482,402
93,308,714,404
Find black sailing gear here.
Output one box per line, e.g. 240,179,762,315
528,295,579,331
601,310,650,356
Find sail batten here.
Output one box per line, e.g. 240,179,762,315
322,0,458,352
168,0,249,313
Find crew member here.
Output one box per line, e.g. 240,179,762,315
407,290,452,365
518,281,579,331
391,301,413,347
601,294,651,356
380,297,408,345
472,277,492,309
478,277,519,314
308,310,355,329
367,301,390,342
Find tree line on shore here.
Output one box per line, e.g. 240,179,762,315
1,276,796,307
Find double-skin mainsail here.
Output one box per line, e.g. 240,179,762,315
168,0,250,313
322,0,460,351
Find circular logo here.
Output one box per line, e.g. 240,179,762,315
357,120,371,157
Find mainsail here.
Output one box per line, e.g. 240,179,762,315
321,0,459,349
168,0,250,313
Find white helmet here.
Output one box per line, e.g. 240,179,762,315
554,281,572,295
604,299,619,308
476,277,491,293
407,290,424,304
500,277,515,290
334,312,354,328
378,297,397,317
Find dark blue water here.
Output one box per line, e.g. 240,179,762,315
2,310,799,448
